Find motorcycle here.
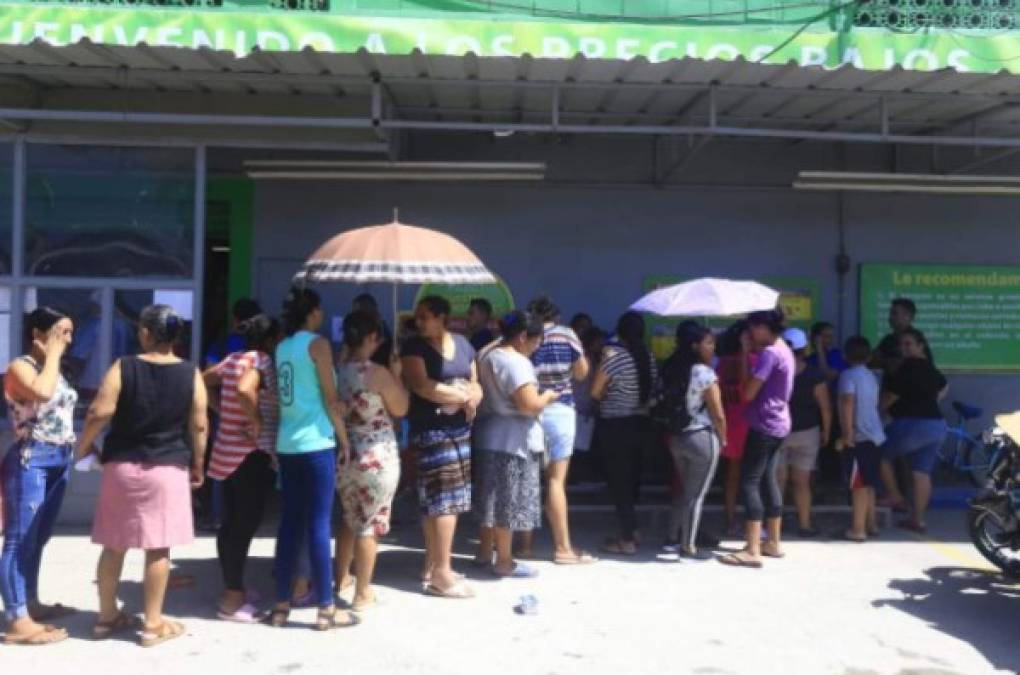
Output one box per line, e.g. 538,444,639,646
967,416,1020,578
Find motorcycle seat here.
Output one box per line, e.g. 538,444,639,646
953,401,983,421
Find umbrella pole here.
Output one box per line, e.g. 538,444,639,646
392,282,398,361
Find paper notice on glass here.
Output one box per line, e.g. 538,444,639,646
74,453,101,472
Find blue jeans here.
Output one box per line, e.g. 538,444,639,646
274,449,336,607
1,441,72,621
883,418,947,474
540,403,577,463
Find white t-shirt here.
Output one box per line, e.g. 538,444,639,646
838,365,887,446
474,347,545,457
685,363,718,431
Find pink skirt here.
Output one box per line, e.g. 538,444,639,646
92,461,194,550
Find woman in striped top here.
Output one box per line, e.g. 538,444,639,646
203,315,283,623
591,311,658,556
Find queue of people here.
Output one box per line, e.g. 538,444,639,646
0,291,949,646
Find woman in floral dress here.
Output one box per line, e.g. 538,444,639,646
335,310,409,611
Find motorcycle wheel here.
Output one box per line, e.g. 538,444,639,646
967,501,1020,578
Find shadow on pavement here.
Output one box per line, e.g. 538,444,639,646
873,566,1020,673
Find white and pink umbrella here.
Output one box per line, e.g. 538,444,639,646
631,278,779,317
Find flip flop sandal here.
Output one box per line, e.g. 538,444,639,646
351,596,381,613
600,539,637,556
421,571,466,586
761,547,786,559
898,519,928,535
837,531,867,543
4,625,68,646
92,612,141,640
139,620,186,648
554,550,598,565
491,562,539,579
31,603,77,622
424,581,475,599
216,603,264,624
314,609,361,631
718,553,764,569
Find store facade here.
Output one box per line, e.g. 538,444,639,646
2,0,1020,520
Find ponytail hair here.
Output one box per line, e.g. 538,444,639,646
139,304,183,346
239,314,282,354
282,287,321,336
615,311,652,405
663,323,711,397
499,310,544,343
342,310,382,350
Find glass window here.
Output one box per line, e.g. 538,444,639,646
0,144,12,275
0,286,11,373
24,145,195,278
114,289,194,362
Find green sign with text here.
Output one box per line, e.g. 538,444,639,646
859,263,1020,372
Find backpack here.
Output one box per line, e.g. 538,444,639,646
654,359,703,434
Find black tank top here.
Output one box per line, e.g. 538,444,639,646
102,356,195,467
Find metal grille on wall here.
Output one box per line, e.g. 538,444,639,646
854,0,1018,29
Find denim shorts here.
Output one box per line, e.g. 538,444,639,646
540,403,577,463
883,418,947,474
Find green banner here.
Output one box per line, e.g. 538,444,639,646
859,263,1020,372
1,4,1019,73
642,275,820,361
414,276,515,335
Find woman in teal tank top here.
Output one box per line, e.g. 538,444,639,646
269,288,357,631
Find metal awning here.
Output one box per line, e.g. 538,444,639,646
2,40,1020,149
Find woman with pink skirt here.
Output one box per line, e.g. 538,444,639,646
77,305,209,648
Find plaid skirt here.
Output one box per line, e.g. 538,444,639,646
472,449,541,532
412,426,472,517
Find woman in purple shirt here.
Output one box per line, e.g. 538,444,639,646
721,310,795,569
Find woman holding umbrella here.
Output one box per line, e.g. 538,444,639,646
402,295,482,598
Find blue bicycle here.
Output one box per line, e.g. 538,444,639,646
941,401,1001,487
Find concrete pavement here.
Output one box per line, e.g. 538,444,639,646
2,510,1018,675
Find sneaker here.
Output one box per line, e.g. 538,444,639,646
660,541,680,555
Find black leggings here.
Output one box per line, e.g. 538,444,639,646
599,415,649,542
217,451,276,592
740,430,785,522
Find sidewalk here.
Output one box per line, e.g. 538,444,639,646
2,510,1017,674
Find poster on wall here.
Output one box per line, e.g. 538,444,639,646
414,277,515,334
641,276,820,361
859,263,1020,372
